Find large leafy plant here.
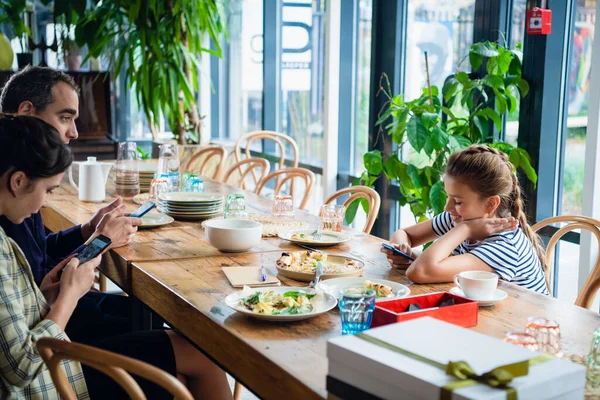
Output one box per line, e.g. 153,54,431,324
0,0,29,53
352,41,536,223
74,0,225,144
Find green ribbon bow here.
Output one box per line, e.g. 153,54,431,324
355,333,553,400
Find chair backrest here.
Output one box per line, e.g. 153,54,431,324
532,215,600,309
223,158,271,190
234,131,299,188
325,186,381,234
37,337,193,400
255,168,315,210
184,146,227,180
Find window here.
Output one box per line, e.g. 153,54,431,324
505,0,527,145
280,0,326,167
353,0,373,174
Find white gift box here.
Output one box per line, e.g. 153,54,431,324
327,317,586,400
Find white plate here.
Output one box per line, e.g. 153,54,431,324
316,277,410,302
140,213,175,228
225,286,337,321
448,286,508,307
159,192,223,203
278,229,352,247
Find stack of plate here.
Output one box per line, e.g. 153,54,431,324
138,164,157,193
158,192,224,220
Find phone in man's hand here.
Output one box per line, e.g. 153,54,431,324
381,243,415,261
128,201,156,218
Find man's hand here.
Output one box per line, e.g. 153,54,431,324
91,205,143,248
81,198,124,240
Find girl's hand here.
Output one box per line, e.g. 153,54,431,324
380,243,416,269
460,214,518,241
58,256,101,301
40,255,77,306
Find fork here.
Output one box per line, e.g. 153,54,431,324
313,227,322,241
308,261,324,288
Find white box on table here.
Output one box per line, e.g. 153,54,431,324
327,317,586,400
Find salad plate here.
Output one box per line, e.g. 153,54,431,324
316,277,410,302
275,250,364,282
278,229,352,247
224,286,337,321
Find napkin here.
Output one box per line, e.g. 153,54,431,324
222,267,281,288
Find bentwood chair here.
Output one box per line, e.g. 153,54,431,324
325,186,381,234
234,131,299,191
255,168,315,210
532,215,600,310
222,158,270,191
37,337,193,400
184,146,227,180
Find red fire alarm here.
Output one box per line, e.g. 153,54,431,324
526,7,552,35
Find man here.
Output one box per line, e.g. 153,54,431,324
0,66,145,343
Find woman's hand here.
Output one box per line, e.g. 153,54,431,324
39,255,76,306
58,255,101,301
380,243,416,269
459,214,518,241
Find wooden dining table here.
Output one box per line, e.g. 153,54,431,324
43,175,600,400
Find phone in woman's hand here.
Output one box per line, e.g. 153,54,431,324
381,243,415,261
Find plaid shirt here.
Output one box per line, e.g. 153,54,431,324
0,227,89,399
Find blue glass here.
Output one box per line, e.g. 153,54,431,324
338,287,376,335
187,178,204,192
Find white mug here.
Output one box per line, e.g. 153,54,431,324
453,271,498,300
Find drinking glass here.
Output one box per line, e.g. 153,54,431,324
181,173,198,190
338,287,376,335
186,178,205,193
149,179,168,203
587,327,600,384
157,144,180,191
272,194,293,217
525,317,562,355
115,142,140,197
224,194,248,219
504,331,539,351
320,204,346,232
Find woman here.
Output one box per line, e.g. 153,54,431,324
0,114,232,399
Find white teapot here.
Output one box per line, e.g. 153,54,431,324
68,157,113,202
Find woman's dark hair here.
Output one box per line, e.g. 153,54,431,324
0,114,73,189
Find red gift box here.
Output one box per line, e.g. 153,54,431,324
371,291,478,328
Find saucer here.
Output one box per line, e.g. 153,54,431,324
448,286,508,307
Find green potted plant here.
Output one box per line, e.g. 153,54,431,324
60,35,81,71
0,0,32,69
74,0,226,146
351,40,537,224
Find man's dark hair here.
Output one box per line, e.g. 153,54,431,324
0,66,80,113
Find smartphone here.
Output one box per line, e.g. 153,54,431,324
76,235,112,264
129,201,156,218
381,243,415,261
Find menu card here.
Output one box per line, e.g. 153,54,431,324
222,267,280,288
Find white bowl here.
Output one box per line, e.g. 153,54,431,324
204,219,263,252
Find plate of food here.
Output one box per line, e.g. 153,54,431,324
316,277,410,302
275,250,364,282
278,229,352,247
224,286,337,321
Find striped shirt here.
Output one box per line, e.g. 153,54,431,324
432,212,549,295
0,227,89,399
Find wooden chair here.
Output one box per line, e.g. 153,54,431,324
234,131,299,189
37,337,193,400
184,146,227,180
532,215,600,309
325,186,381,234
255,168,315,210
223,158,270,190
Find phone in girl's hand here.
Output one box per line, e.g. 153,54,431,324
381,243,415,261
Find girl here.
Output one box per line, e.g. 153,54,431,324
382,145,549,295
0,115,232,400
